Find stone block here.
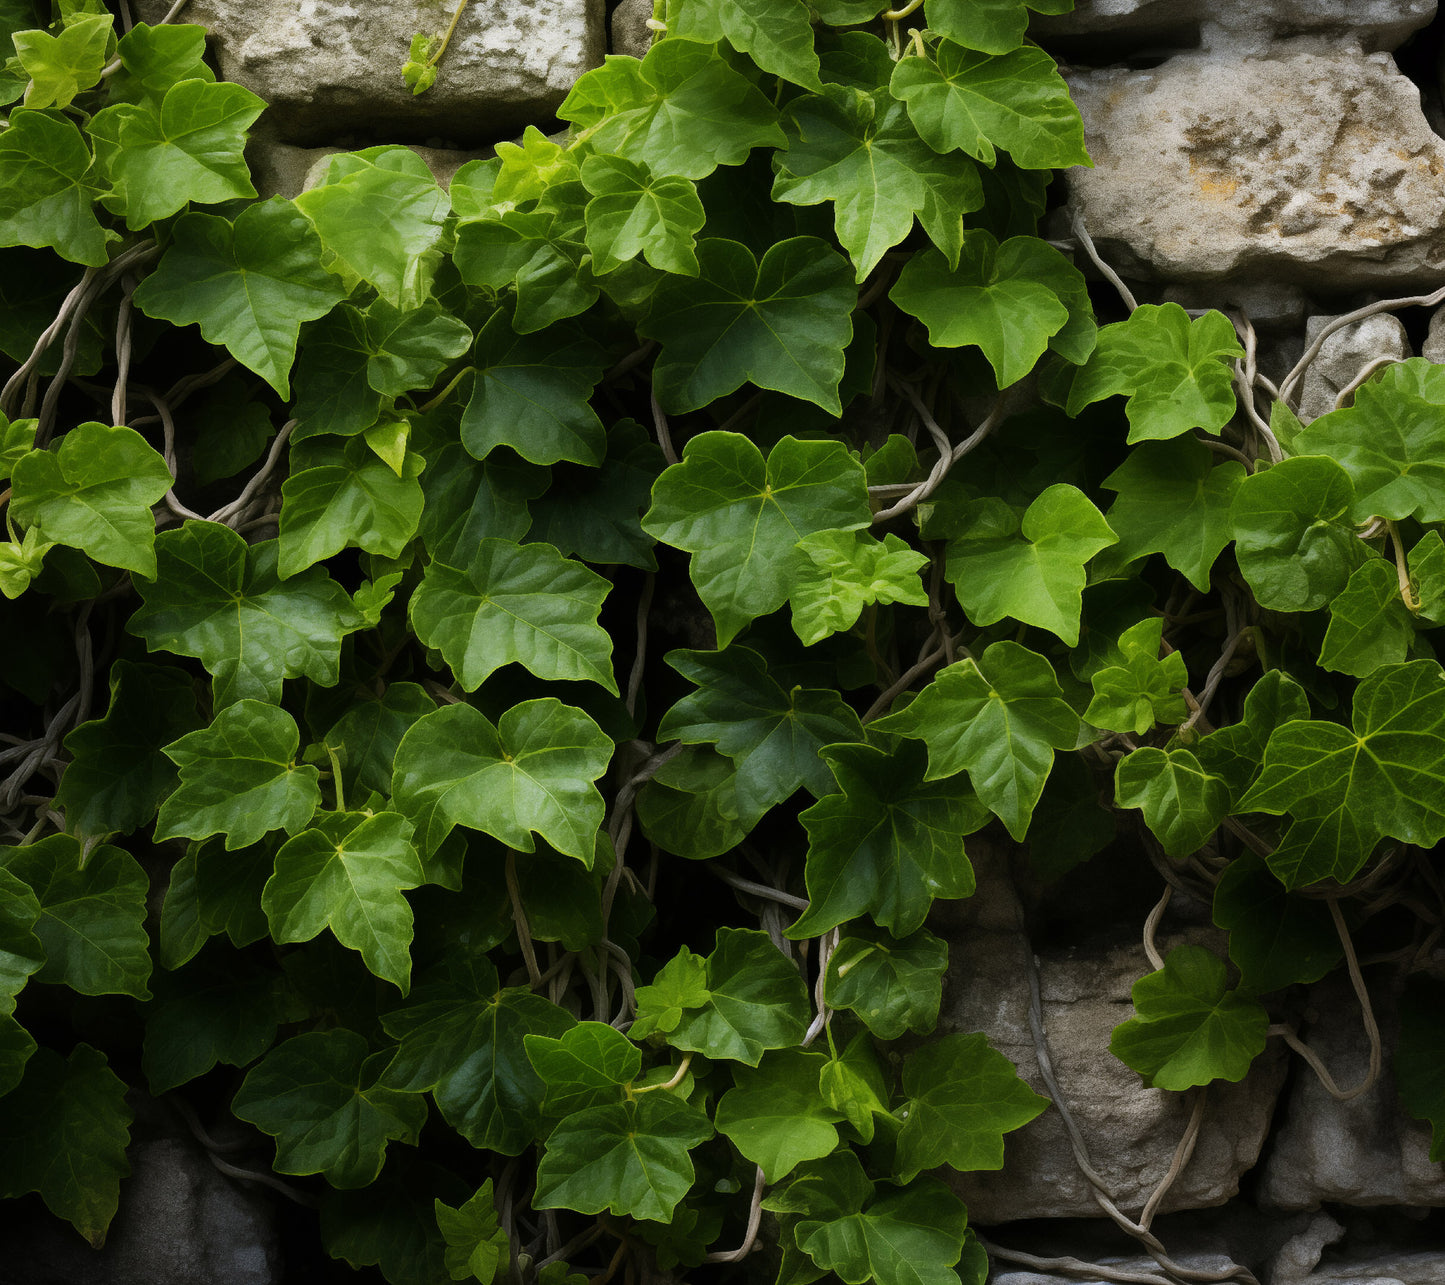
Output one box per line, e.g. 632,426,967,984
247,138,488,199
1423,303,1445,363
1299,1252,1445,1283
1064,49,1445,290
135,0,605,144
1296,311,1411,421
610,0,654,59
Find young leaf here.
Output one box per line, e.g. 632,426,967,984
642,433,871,646
789,530,929,646
1211,853,1341,995
823,926,948,1039
789,740,985,938
1109,944,1269,1090
1115,747,1230,858
819,1032,891,1142
129,523,366,706
1396,976,1445,1161
663,0,821,90
391,699,613,862
13,12,111,108
155,700,322,851
1084,617,1189,735
893,1032,1049,1181
0,109,109,265
631,947,710,1040
133,198,347,396
233,1028,428,1188
1319,557,1415,678
524,1021,641,1116
925,0,1072,54
435,1181,510,1285
873,641,1082,838
715,1049,845,1181
10,421,173,576
1238,661,1445,887
581,152,704,275
795,1179,970,1285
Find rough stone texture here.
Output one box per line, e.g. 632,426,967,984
248,138,487,199
1297,311,1412,420
1423,303,1445,363
932,847,1287,1224
135,0,605,144
1300,1252,1445,1283
993,1255,1248,1285
1064,49,1445,290
609,0,654,59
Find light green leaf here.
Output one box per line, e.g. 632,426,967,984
0,525,49,598
664,0,821,89
631,947,709,1041
1109,944,1268,1090
524,1021,640,1116
790,740,985,938
789,530,928,646
823,926,948,1039
1410,530,1445,625
716,1049,844,1182
128,522,366,706
819,1032,890,1143
10,421,172,576
1320,557,1415,678
1115,746,1229,858
1211,853,1341,995
392,699,613,862
452,209,597,335
925,0,1072,53
642,433,870,645
155,700,321,851
581,151,704,275
1085,617,1189,735
233,1028,427,1188
133,198,346,396
14,12,110,108
0,412,36,480
0,109,109,265
435,1181,510,1284
106,20,214,104
796,1179,970,1285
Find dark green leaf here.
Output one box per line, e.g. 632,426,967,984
1397,976,1445,1161
1320,557,1415,678
0,865,43,1013
716,1048,844,1181
325,682,437,799
796,1179,970,1285
1211,853,1341,995
634,745,750,860
435,1181,509,1284
823,925,948,1039
1115,746,1229,858
1195,668,1311,799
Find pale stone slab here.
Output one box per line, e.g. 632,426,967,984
1297,312,1411,421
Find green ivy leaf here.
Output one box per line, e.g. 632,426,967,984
1320,557,1415,678
1109,944,1269,1090
1102,437,1246,591
580,151,704,275
823,925,948,1039
133,198,347,396
558,40,785,179
716,1048,844,1181
0,862,42,1014
874,640,1082,837
0,109,109,265
392,699,613,862
381,954,574,1152
159,838,274,968
0,524,49,597
631,947,710,1041
452,208,597,335
325,682,437,800
893,1031,1049,1182
889,38,1088,168
819,1031,890,1143
155,700,322,851
1066,305,1242,441
1115,746,1229,858
925,0,1072,53
642,433,870,645
129,522,366,706
789,530,929,646
10,421,173,576
233,1028,428,1188
1084,617,1189,735
0,1044,131,1246
435,1181,510,1284
659,644,864,821
790,740,985,938
796,1179,970,1285
1410,530,1445,625
13,11,110,108
664,0,821,90
0,1012,36,1098
106,20,214,104
524,1021,641,1116
0,834,151,999
1211,853,1341,995
1238,661,1445,887
634,746,750,860
1396,976,1445,1161
1195,668,1310,799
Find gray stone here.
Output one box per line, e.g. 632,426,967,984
1258,972,1445,1210
1423,304,1445,363
135,0,605,144
247,138,488,199
993,1254,1244,1285
1161,279,1308,330
1296,311,1411,421
610,0,654,59
1064,49,1445,291
1300,1251,1445,1283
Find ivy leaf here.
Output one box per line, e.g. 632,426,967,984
664,0,821,90
1085,618,1189,735
820,1032,890,1143
631,947,710,1041
1211,853,1341,995
452,209,597,335
823,925,948,1039
462,308,607,466
106,20,214,104
669,927,811,1066
0,525,49,597
159,838,274,968
874,641,1082,837
772,82,983,281
1291,360,1445,522
642,433,870,646
1102,437,1245,591
1237,661,1445,888
715,1049,844,1181
1410,530,1445,625
382,954,573,1152
1115,747,1229,858
89,78,263,228
264,811,425,994
233,1028,427,1188
13,12,111,108
790,740,985,938
0,866,43,1013
890,235,1088,388
1396,977,1445,1161
1109,944,1269,1090
0,1044,131,1247
524,1021,641,1116
295,147,449,307
1230,455,1365,613
926,0,1072,53
1066,305,1242,441
392,700,613,862
1195,668,1311,799
659,645,864,821
0,1012,36,1098
325,682,438,799
634,745,750,860
559,40,785,180
533,1091,714,1222
0,109,110,265
0,412,36,480
789,530,929,646
10,421,173,576
155,700,322,851
129,523,366,707
133,198,347,396
1320,557,1415,678
1,835,151,999
435,1181,510,1285
278,434,425,577
889,38,1088,169
581,152,704,275
796,1179,970,1285
893,1032,1049,1182
410,539,617,694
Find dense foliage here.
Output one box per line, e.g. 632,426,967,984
2,0,1445,1282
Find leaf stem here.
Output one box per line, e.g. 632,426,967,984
631,1054,692,1094
417,364,474,414
325,743,345,812
505,849,543,987
1387,519,1420,611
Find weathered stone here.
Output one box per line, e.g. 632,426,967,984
1296,311,1411,421
1423,303,1445,363
135,0,605,144
247,138,488,199
610,0,654,59
992,1253,1245,1285
933,847,1287,1224
1064,49,1445,290
1299,1251,1445,1283
1258,972,1445,1209
1161,278,1308,330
